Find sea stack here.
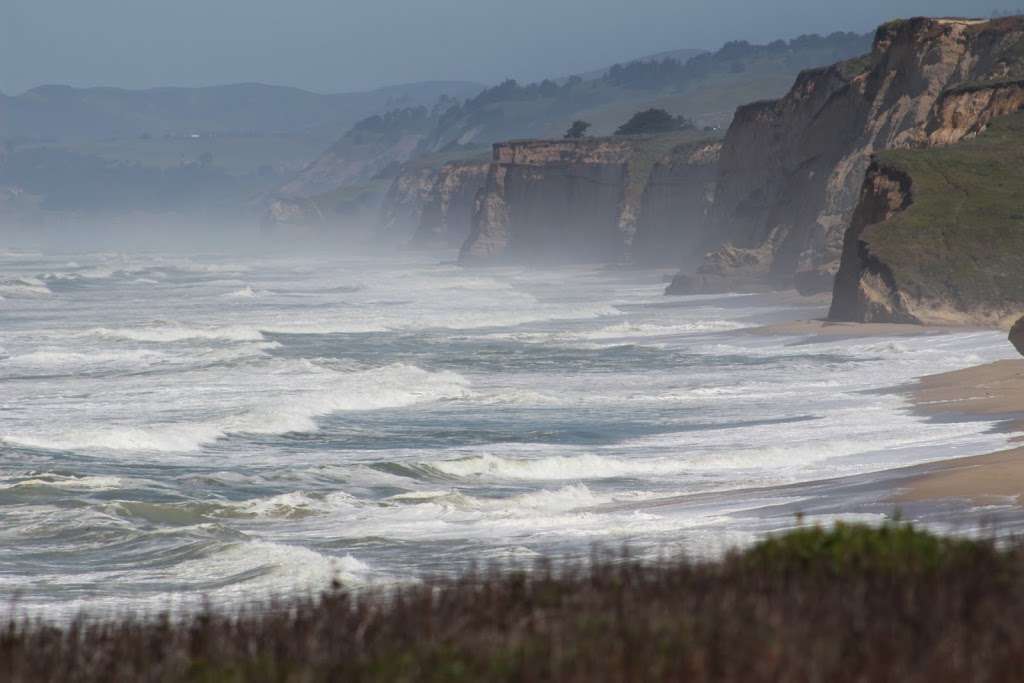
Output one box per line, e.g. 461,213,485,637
1010,316,1024,357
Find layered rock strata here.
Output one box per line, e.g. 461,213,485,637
631,141,722,268
459,133,711,265
410,161,489,247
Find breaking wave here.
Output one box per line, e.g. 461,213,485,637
3,363,470,453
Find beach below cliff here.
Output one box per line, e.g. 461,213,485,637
896,359,1024,504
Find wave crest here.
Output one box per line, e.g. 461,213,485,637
3,363,469,453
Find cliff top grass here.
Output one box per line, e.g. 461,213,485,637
6,522,1024,682
866,112,1024,311
402,145,492,170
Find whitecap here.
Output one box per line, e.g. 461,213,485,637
428,452,692,481
0,475,125,492
223,285,262,299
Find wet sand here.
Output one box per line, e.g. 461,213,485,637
746,319,978,338
898,359,1024,503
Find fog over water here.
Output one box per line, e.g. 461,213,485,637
0,245,1017,617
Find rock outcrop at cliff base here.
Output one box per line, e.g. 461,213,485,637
671,16,1024,296
1010,316,1024,356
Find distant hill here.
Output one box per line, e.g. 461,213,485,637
568,48,708,82
0,81,484,144
0,81,483,221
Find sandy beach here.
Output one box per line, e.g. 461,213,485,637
898,358,1024,503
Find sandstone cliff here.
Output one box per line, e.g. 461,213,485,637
631,141,721,268
670,17,1024,296
377,166,440,240
829,111,1024,327
459,133,709,265
411,160,489,247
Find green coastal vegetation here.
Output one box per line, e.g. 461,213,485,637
5,522,1023,682
861,112,1024,313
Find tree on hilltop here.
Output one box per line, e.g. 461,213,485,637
564,120,592,139
614,109,695,136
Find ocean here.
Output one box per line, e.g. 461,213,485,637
0,249,1017,617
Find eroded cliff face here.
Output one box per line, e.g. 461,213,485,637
631,142,721,268
411,161,489,247
673,16,1024,295
459,134,710,265
459,139,634,264
378,166,440,240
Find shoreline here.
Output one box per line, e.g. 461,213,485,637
897,358,1024,504
742,314,1024,504
744,318,986,338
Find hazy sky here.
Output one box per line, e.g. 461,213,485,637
0,0,1011,95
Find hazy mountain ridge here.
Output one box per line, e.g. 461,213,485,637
0,81,483,223
0,81,485,143
279,31,870,234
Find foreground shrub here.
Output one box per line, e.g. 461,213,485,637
3,522,1024,682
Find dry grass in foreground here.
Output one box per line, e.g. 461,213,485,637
4,522,1024,682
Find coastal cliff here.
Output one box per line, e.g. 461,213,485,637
631,141,721,268
378,166,440,240
459,133,710,265
411,160,489,247
829,111,1024,326
670,16,1024,295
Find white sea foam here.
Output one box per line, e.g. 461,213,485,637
86,323,266,342
3,348,170,370
2,341,280,374
476,319,748,346
1,475,125,491
586,320,750,336
223,285,262,299
429,452,693,481
4,251,1020,618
